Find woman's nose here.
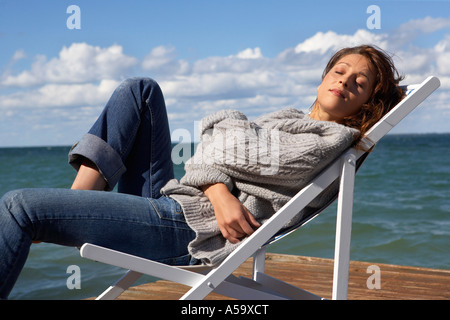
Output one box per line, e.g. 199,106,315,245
339,79,348,87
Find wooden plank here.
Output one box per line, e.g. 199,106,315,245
106,253,449,300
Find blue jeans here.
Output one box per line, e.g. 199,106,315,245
0,78,196,299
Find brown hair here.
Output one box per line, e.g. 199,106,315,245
320,45,404,146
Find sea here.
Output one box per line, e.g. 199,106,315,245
1,133,449,300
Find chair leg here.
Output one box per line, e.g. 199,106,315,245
332,152,356,300
252,247,266,282
96,270,143,300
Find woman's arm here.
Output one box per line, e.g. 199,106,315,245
202,183,260,244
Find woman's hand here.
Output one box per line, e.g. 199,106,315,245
202,183,260,243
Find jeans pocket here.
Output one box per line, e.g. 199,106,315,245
147,196,185,223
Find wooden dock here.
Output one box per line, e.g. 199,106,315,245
101,253,449,300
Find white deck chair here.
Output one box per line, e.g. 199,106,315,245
80,76,440,300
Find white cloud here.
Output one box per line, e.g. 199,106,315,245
1,43,138,87
390,16,450,49
235,47,263,59
435,35,450,75
0,79,120,109
190,47,268,76
294,29,388,54
141,45,190,77
11,49,27,62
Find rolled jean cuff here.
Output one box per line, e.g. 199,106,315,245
68,133,126,191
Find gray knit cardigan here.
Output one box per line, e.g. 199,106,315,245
161,108,359,266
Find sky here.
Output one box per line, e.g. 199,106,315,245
0,0,449,147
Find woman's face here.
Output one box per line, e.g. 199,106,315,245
313,54,375,122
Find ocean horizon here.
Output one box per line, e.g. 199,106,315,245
0,133,449,299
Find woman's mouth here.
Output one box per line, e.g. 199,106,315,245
329,89,345,99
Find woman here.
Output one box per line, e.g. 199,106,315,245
0,45,403,298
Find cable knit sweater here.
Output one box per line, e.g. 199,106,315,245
161,107,359,266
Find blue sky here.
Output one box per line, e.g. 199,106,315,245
0,0,449,147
